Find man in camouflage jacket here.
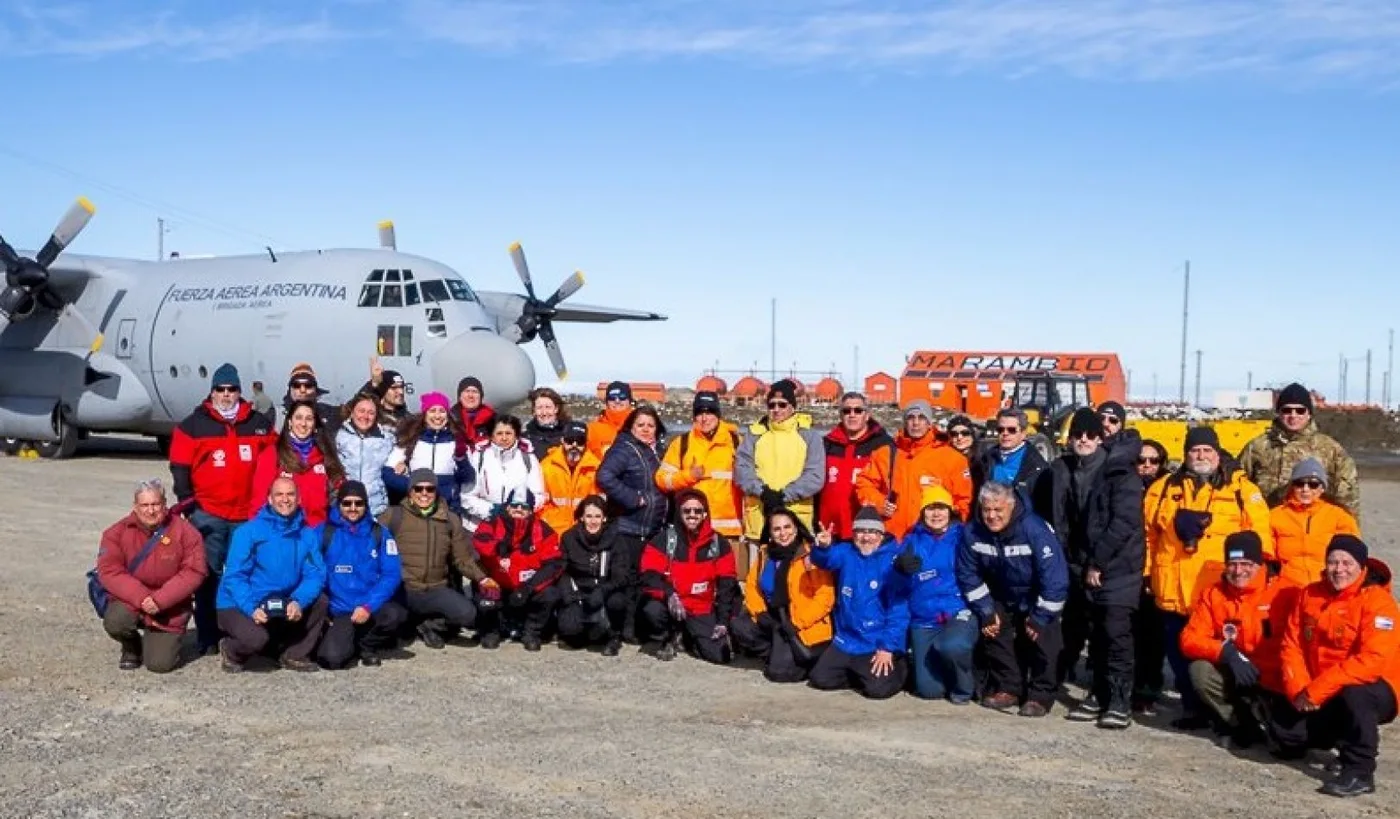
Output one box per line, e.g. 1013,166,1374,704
1238,383,1359,517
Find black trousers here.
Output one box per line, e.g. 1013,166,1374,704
638,598,731,664
317,601,408,669
405,586,478,635
477,584,562,638
216,595,329,664
984,611,1062,707
1268,683,1398,777
730,612,826,683
557,589,631,646
1132,588,1166,705
614,534,649,638
808,644,907,699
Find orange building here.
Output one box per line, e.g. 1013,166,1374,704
695,374,728,396
595,382,667,404
899,351,1126,419
864,371,898,405
813,377,844,404
731,375,768,406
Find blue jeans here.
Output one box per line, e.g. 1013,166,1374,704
910,618,978,702
1161,612,1199,713
190,510,239,651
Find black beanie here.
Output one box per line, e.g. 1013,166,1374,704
1276,383,1313,414
767,379,798,406
946,414,974,432
1098,401,1126,423
375,371,405,399
1223,530,1264,564
1327,534,1369,565
1068,407,1103,439
337,480,369,503
693,391,722,417
1184,426,1220,453
457,376,484,396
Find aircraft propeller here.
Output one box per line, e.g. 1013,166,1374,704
0,197,105,355
507,241,585,380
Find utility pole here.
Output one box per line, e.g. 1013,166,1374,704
1194,349,1203,407
1178,261,1190,403
1388,329,1395,409
1339,353,1345,405
1247,371,1253,391
1342,358,1350,404
1152,372,1159,402
770,298,777,383
1367,349,1374,406
157,217,165,261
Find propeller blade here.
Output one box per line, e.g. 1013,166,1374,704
507,241,537,300
538,320,567,379
35,197,96,269
0,234,20,271
543,270,585,308
62,303,105,358
377,220,397,251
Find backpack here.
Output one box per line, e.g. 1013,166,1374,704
86,526,167,619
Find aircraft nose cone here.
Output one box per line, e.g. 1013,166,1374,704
432,330,536,408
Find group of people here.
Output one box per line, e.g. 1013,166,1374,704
91,363,1400,798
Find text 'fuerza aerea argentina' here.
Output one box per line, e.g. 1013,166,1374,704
166,283,349,303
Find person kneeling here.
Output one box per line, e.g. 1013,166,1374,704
557,496,632,655
472,487,565,651
216,478,329,672
731,508,834,683
317,481,407,669
901,487,978,704
96,478,207,673
639,490,739,663
1179,531,1289,746
806,507,910,699
1274,535,1400,798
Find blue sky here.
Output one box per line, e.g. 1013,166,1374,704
2,0,1398,404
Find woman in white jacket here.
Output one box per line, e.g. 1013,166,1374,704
463,414,545,529
382,392,475,513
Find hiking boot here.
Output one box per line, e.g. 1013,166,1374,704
480,631,502,650
657,633,680,662
1321,773,1376,798
982,692,1020,712
1066,695,1102,722
1098,709,1132,730
1018,701,1050,718
601,637,622,657
1132,699,1158,717
359,649,382,667
118,648,142,671
218,639,243,674
279,655,319,672
416,623,445,650
522,634,542,652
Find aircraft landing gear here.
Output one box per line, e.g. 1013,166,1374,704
32,415,80,460
2,438,22,456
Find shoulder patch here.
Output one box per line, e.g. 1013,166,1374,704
1376,616,1394,631
385,538,399,556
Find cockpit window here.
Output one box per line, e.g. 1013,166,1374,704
382,284,403,308
401,269,415,281
385,269,402,282
368,269,384,283
404,283,421,306
420,280,449,303
358,285,381,307
446,279,476,302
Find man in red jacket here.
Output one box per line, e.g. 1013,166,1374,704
817,392,893,541
97,479,208,672
167,363,277,655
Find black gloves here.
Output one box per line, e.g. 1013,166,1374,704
1219,642,1260,689
760,486,785,513
1173,509,1212,548
895,549,923,576
508,588,529,609
586,587,607,611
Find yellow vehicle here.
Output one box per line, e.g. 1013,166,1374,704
1127,417,1271,464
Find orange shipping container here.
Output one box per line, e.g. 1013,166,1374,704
899,351,1125,420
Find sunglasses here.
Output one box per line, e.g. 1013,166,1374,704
506,502,531,510
949,429,973,438
563,437,586,446
1071,431,1100,440
1138,456,1161,465
339,500,366,508
840,407,867,415
290,381,317,390
411,485,437,494
1279,406,1309,416
997,426,1021,434
680,507,706,515
1101,416,1122,425
767,401,790,409
212,385,239,394
1293,479,1324,490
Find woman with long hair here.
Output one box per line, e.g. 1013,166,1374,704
597,406,668,642
248,399,345,526
556,496,630,655
463,414,545,530
336,393,396,516
383,392,474,513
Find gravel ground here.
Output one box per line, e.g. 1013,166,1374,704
4,439,1400,819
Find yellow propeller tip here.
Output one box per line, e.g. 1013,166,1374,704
89,333,105,354
507,241,522,252
575,270,586,284
377,219,394,229
77,196,96,213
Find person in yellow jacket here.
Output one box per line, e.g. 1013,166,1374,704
655,391,745,567
1145,426,1272,728
1270,457,1361,589
540,421,602,535
735,380,826,549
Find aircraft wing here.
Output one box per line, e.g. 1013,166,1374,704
548,301,667,323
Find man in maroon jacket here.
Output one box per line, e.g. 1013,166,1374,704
97,479,208,672
167,363,277,654
818,392,893,541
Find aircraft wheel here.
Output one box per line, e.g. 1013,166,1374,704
2,438,23,456
33,416,80,460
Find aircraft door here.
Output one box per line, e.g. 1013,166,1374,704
115,318,137,360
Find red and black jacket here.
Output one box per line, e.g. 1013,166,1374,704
640,494,739,620
168,400,278,521
817,421,894,540
472,515,564,592
453,404,497,459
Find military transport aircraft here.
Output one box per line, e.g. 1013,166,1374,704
0,198,665,458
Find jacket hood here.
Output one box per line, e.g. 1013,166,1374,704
256,502,306,531
750,412,813,435
1363,558,1393,589
825,419,888,446
597,406,631,428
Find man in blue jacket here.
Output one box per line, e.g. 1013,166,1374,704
316,481,406,669
807,506,911,699
957,480,1069,716
216,477,328,672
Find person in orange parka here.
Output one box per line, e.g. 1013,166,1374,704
540,421,602,535
1270,457,1361,590
1179,531,1293,746
587,380,635,461
1274,535,1400,799
655,392,744,556
855,400,972,538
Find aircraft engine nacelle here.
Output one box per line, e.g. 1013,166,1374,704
0,352,154,438
71,354,154,430
0,395,64,441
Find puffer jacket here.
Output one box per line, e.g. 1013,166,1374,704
216,504,326,616
472,514,565,592
377,500,485,591
1180,566,1292,694
1270,498,1361,589
856,431,973,537
1239,420,1360,516
318,505,402,617
524,418,567,458
1049,439,1145,606
96,512,207,633
540,447,602,535
655,422,744,537
383,427,475,512
598,431,668,538
559,523,630,598
818,421,894,540
1282,558,1400,706
957,503,1068,627
463,440,545,527
735,413,826,539
335,422,395,515
742,540,835,647
900,521,969,628
808,534,910,655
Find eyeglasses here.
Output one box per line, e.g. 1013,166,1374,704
767,401,790,409
1138,456,1161,465
1071,431,1100,440
506,503,531,510
1293,479,1324,490
949,429,973,438
997,426,1020,434
212,386,239,394
680,507,706,516
290,381,317,390
563,437,586,446
840,407,866,416
339,500,366,508
411,485,437,494
1101,416,1122,426
1279,406,1309,416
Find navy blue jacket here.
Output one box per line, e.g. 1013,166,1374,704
597,432,668,538
217,504,326,617
900,521,970,628
956,504,1068,628
318,506,403,617
809,535,911,655
381,428,475,513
